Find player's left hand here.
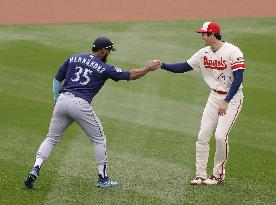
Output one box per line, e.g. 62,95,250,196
218,100,228,116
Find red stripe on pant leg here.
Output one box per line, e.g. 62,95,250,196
220,99,242,177
220,142,228,179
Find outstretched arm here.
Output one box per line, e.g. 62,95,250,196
161,62,193,73
129,60,160,80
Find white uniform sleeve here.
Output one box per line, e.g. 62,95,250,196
230,48,246,72
187,50,202,72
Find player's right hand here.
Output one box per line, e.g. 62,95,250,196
218,100,228,116
148,60,161,71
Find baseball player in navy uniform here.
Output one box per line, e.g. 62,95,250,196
24,37,160,188
160,22,245,185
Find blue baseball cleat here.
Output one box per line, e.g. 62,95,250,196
24,165,40,188
96,174,118,188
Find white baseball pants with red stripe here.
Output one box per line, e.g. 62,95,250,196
195,90,243,179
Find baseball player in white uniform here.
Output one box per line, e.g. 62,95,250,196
160,22,245,185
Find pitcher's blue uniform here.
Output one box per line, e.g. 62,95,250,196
56,53,130,103
24,37,157,189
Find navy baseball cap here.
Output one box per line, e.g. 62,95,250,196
92,37,116,52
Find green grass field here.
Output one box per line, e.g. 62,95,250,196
0,17,275,205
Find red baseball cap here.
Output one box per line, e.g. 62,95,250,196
196,22,221,34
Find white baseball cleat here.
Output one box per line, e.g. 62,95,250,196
203,175,223,185
191,177,206,185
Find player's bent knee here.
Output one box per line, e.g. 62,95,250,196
215,133,227,144
45,134,62,145
91,136,106,145
196,138,209,145
197,131,212,144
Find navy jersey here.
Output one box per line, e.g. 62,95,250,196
55,53,130,103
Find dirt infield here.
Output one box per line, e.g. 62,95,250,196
0,0,275,25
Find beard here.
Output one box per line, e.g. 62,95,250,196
102,53,108,63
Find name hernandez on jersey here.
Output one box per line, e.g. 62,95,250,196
187,42,245,92
69,55,106,73
55,53,130,103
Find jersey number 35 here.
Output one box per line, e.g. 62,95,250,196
71,66,93,85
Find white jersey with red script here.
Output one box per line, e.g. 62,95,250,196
187,41,245,180
187,42,245,92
